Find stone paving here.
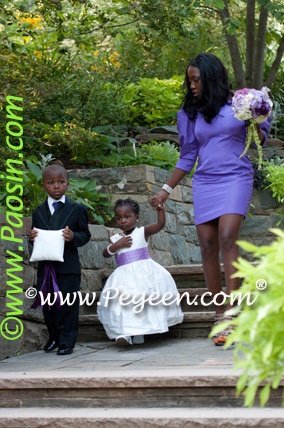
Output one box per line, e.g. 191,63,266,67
0,337,234,374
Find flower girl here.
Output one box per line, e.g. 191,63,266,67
97,198,183,346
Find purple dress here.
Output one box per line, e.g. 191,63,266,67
175,103,271,225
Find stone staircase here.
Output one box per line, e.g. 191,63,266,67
78,264,223,342
1,264,284,427
0,370,283,427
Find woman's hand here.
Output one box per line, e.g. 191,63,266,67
256,124,265,144
150,190,170,210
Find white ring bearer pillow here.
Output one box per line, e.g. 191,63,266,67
30,228,65,262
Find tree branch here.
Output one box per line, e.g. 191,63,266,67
252,3,269,88
265,33,284,88
76,19,140,36
45,0,62,4
45,0,86,3
219,0,245,88
245,0,255,87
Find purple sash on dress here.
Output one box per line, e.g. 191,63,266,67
115,247,151,267
31,262,61,310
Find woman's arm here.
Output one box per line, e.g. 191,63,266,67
144,205,166,240
150,168,187,209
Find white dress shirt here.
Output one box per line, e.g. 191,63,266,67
47,195,66,215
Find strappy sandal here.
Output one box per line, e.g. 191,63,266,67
212,313,226,346
214,315,236,346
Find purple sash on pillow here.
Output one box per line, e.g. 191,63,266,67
31,262,61,310
115,247,151,267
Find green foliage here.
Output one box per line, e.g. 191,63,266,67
211,229,284,407
265,161,284,203
42,122,116,163
67,178,114,225
122,76,184,126
0,156,113,224
140,141,180,170
98,141,180,171
270,85,284,140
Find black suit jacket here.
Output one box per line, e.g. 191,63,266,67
31,197,91,280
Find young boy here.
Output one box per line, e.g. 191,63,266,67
29,164,91,355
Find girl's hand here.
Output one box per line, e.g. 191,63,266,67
29,228,38,242
150,190,169,210
116,235,133,249
156,204,164,212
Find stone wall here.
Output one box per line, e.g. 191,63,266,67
0,164,283,359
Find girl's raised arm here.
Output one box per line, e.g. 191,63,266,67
144,206,165,241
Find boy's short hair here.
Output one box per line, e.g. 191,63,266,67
42,164,68,181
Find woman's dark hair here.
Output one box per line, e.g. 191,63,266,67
114,198,140,215
183,52,232,123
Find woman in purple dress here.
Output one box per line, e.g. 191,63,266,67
151,53,271,346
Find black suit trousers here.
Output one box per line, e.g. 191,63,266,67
43,273,81,347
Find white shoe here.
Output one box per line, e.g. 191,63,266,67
132,335,144,345
115,336,133,346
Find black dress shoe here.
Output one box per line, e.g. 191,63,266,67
44,339,58,353
57,344,73,355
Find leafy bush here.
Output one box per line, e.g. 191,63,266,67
0,157,113,224
98,141,180,171
264,160,284,203
270,83,284,140
140,141,180,170
67,178,113,225
211,229,284,407
42,122,117,164
122,76,184,127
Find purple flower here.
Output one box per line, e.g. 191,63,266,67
232,87,273,123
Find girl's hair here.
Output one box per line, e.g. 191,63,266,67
182,52,232,123
114,198,140,215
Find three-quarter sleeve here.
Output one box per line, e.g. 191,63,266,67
175,108,198,173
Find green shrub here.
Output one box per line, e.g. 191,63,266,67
211,229,284,407
122,76,184,127
98,141,180,171
140,141,180,170
42,122,116,164
265,161,284,204
0,157,113,224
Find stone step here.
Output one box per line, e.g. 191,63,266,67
77,312,215,342
1,407,284,428
0,370,283,409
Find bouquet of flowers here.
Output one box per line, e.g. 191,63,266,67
232,87,273,169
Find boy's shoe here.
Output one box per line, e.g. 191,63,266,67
44,339,58,353
57,344,73,355
132,335,144,345
115,336,133,346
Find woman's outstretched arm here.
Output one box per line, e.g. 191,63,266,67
150,168,187,209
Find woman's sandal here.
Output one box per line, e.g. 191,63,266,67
214,315,236,346
212,313,226,346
